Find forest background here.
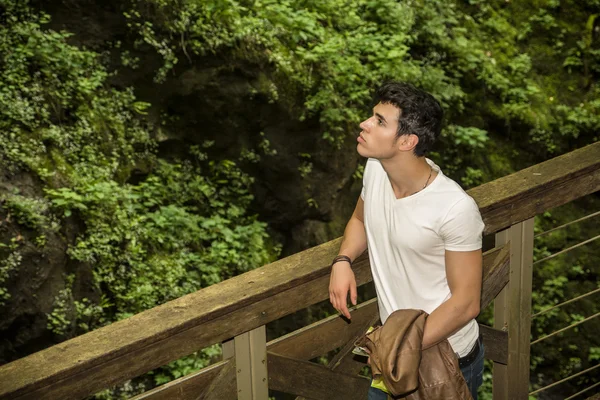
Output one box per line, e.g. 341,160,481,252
0,0,599,399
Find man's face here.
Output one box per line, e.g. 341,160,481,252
357,102,401,159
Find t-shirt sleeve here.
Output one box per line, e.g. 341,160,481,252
440,196,485,251
361,185,366,200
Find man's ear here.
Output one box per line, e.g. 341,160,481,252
398,133,419,152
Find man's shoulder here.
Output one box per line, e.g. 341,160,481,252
430,175,481,215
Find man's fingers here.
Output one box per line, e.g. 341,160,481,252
350,282,358,305
339,293,352,319
330,287,354,319
340,303,351,319
332,291,350,319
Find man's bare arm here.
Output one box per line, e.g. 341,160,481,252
329,197,367,319
421,249,482,349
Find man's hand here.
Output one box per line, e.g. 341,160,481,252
329,261,357,319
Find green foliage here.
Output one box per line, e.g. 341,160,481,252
45,155,274,320
0,1,278,396
0,239,22,305
47,274,75,335
120,0,599,188
0,2,151,180
1,192,60,233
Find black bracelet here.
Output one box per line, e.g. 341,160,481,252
331,255,352,267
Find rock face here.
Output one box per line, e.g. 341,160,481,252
155,71,363,255
40,0,360,254
0,172,77,364
150,64,363,256
41,0,363,254
0,0,363,363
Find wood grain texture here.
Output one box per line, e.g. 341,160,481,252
0,244,507,399
0,253,372,400
196,358,237,400
323,310,379,376
130,242,508,400
479,325,508,365
468,141,600,235
268,298,379,361
132,300,378,400
268,352,370,400
130,361,227,400
481,244,510,310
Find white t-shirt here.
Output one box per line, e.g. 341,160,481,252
361,158,485,356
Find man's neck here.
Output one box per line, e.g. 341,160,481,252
380,155,435,199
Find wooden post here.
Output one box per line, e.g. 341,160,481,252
222,338,235,360
493,219,534,399
232,326,269,400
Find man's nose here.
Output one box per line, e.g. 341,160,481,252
360,117,373,131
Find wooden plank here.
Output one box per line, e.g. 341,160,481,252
133,242,508,400
197,358,237,400
325,312,379,376
1,242,508,400
479,325,507,365
269,298,378,360
481,244,510,310
131,323,506,400
130,361,227,400
0,237,348,399
132,300,378,400
93,246,508,400
469,141,600,235
1,254,373,400
268,352,370,400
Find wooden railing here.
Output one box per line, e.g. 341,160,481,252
0,141,598,400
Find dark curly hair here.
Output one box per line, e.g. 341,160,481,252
373,81,443,157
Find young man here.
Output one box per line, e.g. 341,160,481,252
329,82,485,399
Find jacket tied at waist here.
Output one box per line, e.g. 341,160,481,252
355,309,472,399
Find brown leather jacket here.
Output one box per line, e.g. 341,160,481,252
355,309,472,400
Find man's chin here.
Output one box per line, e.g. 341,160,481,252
356,144,369,158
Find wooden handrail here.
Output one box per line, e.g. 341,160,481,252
0,141,598,399
469,141,600,235
132,244,511,400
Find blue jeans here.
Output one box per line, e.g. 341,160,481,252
367,340,485,400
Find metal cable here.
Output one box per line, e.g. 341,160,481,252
535,210,600,239
531,312,600,345
529,364,600,396
564,380,600,400
533,234,600,265
532,287,600,318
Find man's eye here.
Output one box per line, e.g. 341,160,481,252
378,119,384,126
